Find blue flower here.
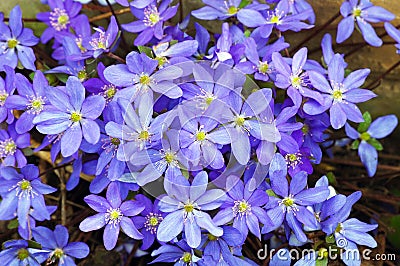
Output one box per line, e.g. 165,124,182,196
132,194,165,250
104,51,183,103
0,165,57,230
79,183,145,250
32,225,89,265
213,177,271,241
37,0,82,44
157,172,225,248
337,0,395,46
33,76,106,157
151,240,200,265
6,71,51,134
263,153,330,242
237,1,313,39
305,54,376,129
0,6,39,71
122,0,178,46
0,239,47,266
345,113,398,176
0,122,30,167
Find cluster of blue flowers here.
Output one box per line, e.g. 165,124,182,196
0,0,398,265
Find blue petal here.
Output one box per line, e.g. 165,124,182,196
358,141,377,177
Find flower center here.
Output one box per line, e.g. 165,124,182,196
235,115,246,127
227,6,238,15
50,8,70,31
90,29,109,50
7,39,18,49
291,75,303,89
19,180,31,190
53,248,64,259
0,91,9,106
164,151,176,164
271,15,281,24
205,96,214,106
144,5,160,27
184,203,195,213
77,70,87,81
105,208,123,226
233,199,251,217
139,130,150,141
195,130,206,141
27,96,46,114
181,252,192,263
281,197,294,207
70,111,82,123
139,74,152,85
17,248,29,260
144,213,163,234
332,89,343,101
360,132,370,141
0,138,17,156
258,61,269,74
284,152,302,169
111,137,120,146
353,7,362,17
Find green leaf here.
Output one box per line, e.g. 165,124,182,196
55,73,69,84
357,112,371,133
138,46,154,58
29,72,35,81
22,148,33,156
367,138,383,151
7,219,19,229
325,234,335,244
27,240,42,249
351,139,360,150
239,0,251,8
316,257,328,266
266,189,278,198
325,172,337,186
384,215,400,248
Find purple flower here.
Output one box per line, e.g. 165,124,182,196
84,62,120,103
236,37,289,82
81,16,119,59
272,48,323,105
33,76,106,157
213,177,271,241
157,172,225,248
37,0,82,44
263,153,330,242
200,225,249,265
337,0,395,47
32,225,89,265
104,51,183,102
237,1,313,39
151,240,200,265
384,22,400,54
0,6,39,71
0,240,47,266
305,54,376,129
0,122,30,167
6,71,51,134
0,66,16,124
132,194,165,250
122,0,178,46
345,113,398,176
79,183,145,250
0,165,57,230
